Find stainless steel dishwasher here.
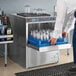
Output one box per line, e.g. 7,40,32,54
9,13,59,68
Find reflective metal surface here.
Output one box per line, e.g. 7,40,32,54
9,13,59,68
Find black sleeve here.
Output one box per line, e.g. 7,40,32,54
74,11,76,18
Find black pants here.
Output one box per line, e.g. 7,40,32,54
73,21,76,63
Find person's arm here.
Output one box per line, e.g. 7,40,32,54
49,0,67,45
63,0,76,33
64,11,75,34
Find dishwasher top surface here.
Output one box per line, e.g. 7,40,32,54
17,13,50,17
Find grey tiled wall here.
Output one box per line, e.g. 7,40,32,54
0,0,57,15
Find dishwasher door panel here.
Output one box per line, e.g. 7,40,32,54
40,50,59,65
27,47,59,68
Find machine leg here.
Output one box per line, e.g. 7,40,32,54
4,44,7,67
67,49,69,55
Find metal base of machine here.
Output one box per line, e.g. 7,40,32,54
26,46,59,68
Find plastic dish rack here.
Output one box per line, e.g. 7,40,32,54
28,35,67,47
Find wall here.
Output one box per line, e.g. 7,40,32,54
0,0,57,15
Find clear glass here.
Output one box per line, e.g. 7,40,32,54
24,5,31,13
33,8,45,14
28,22,55,40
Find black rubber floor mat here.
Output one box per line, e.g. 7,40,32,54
15,62,76,76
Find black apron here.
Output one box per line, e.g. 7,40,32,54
73,21,76,63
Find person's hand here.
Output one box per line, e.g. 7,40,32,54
48,38,57,45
